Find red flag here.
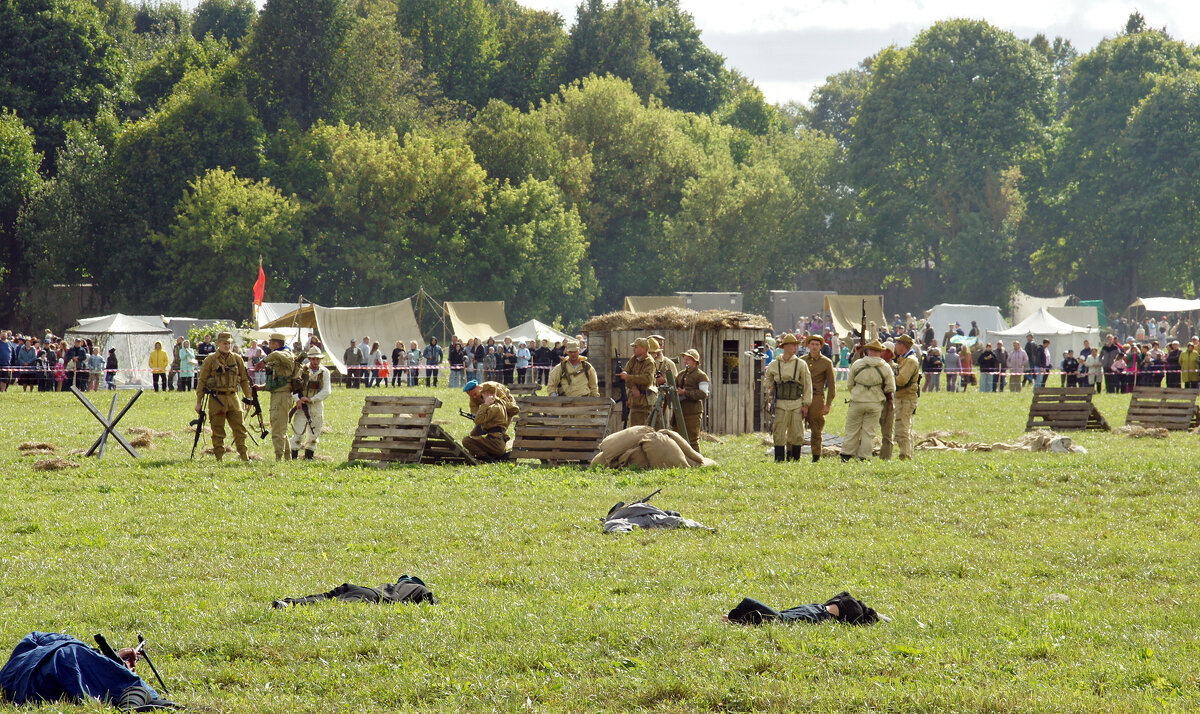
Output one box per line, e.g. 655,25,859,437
252,260,266,306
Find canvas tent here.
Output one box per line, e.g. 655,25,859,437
493,319,572,346
257,301,311,328
445,301,509,341
1127,297,1200,313
623,296,686,313
983,308,1099,363
260,304,317,329
676,292,743,311
824,295,886,340
1011,290,1072,324
769,291,836,333
1047,306,1099,330
312,299,423,375
65,314,172,387
924,304,1008,335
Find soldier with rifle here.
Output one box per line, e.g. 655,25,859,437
619,338,657,427
463,379,519,424
842,339,896,462
194,331,254,461
289,347,331,460
762,334,812,462
260,332,298,461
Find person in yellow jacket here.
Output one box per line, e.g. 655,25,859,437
546,340,599,397
763,333,812,462
148,341,169,392
1180,339,1200,389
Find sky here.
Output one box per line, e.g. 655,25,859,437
520,1,1200,105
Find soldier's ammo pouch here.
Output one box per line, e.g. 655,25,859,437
776,359,804,400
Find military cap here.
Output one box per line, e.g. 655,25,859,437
883,341,895,353
646,337,661,352
216,331,233,342
682,348,701,364
269,332,287,343
864,339,885,352
777,333,801,346
805,334,825,346
463,379,479,392
895,334,914,346
649,334,666,342
631,337,649,348
563,340,580,352
306,347,323,358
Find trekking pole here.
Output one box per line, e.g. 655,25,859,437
136,634,169,696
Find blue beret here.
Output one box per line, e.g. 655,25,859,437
463,380,478,393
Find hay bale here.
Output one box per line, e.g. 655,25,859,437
1116,425,1169,439
20,448,57,457
18,442,56,452
129,434,154,449
33,458,80,471
127,427,175,439
581,308,769,332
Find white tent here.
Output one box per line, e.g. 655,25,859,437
983,308,1099,364
493,319,572,346
924,304,1008,334
444,301,509,340
1047,306,1099,330
1011,290,1072,324
1128,297,1200,313
65,314,172,387
312,298,423,375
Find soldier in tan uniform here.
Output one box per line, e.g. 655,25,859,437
892,334,921,460
546,340,599,397
261,333,297,461
463,392,510,461
842,340,896,462
194,331,254,461
290,347,332,460
674,348,709,452
878,341,896,460
763,333,812,462
801,335,836,462
463,379,519,424
619,337,657,427
648,336,678,427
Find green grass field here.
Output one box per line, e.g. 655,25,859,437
1,385,1197,712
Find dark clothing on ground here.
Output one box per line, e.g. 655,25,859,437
0,632,156,707
726,591,879,626
272,576,435,608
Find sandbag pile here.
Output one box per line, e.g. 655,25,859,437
1116,425,1170,439
915,429,1087,454
590,426,716,469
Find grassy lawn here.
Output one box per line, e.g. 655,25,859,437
0,385,1197,712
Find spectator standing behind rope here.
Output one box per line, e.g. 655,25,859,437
1180,339,1200,389
533,339,552,385
449,337,466,388
169,336,183,390
922,346,943,392
148,341,169,392
944,346,961,392
104,348,118,390
515,341,531,383
423,336,444,387
342,339,361,388
178,340,196,391
1006,341,1027,392
391,341,406,387
87,347,104,391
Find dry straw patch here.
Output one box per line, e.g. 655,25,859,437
582,308,770,332
33,458,79,471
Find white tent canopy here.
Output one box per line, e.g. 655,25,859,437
257,301,310,328
1047,306,1099,330
444,301,509,340
983,308,1099,365
313,298,423,375
1128,297,1200,313
924,304,1008,334
1011,290,1072,323
65,313,172,387
493,319,572,346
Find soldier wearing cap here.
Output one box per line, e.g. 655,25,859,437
547,340,599,397
892,334,921,460
463,379,519,424
619,337,657,427
763,333,812,462
290,347,331,459
194,331,254,460
842,339,896,462
877,340,897,460
801,334,836,462
647,336,677,425
261,332,297,461
674,348,709,452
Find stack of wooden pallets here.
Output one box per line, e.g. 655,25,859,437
510,396,615,465
1026,387,1110,431
1125,387,1199,430
348,396,476,466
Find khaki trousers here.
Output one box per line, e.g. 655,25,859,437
290,401,325,451
673,410,703,452
464,432,507,458
208,392,248,460
270,389,292,460
843,400,883,459
806,397,826,455
772,406,806,446
878,398,895,460
628,407,650,428
894,397,917,460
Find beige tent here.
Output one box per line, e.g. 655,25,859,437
623,296,686,313
314,299,422,374
1047,306,1099,329
1011,290,1072,323
260,304,316,329
823,295,886,339
445,301,509,340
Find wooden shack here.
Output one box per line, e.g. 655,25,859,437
582,308,770,435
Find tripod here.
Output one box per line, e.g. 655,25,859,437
648,384,688,444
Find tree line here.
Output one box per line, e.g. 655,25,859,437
0,2,1196,331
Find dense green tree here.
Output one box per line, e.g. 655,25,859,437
396,0,499,107
1027,34,1076,117
243,0,355,131
646,0,729,114
716,73,777,138
850,19,1053,305
487,0,569,108
567,0,667,101
0,0,123,160
131,34,233,111
803,63,870,145
133,0,188,36
191,0,255,48
154,168,301,316
0,112,43,325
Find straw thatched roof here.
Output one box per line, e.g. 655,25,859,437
582,307,770,332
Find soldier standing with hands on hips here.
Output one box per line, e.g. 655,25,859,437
763,333,812,462
674,349,710,453
195,331,254,461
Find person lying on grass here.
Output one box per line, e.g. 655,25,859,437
272,575,435,608
724,591,884,625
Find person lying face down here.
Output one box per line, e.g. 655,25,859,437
724,591,882,625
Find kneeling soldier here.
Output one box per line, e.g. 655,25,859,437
195,331,253,461
463,391,510,462
463,379,519,424
674,349,709,452
290,347,331,460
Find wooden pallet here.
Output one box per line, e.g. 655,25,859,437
348,396,477,466
1125,387,1199,430
510,396,616,464
1026,387,1110,431
509,383,540,397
